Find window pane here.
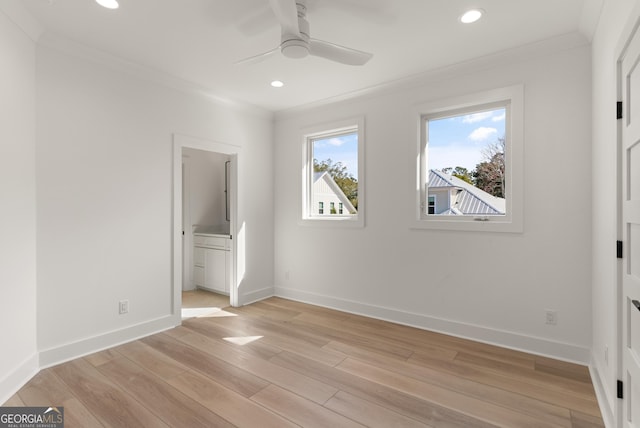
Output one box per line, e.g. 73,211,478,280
427,107,506,216
311,131,358,215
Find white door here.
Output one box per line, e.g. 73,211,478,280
620,20,640,428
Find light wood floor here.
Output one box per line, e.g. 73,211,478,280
5,296,604,427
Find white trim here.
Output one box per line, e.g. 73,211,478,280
589,357,615,428
275,286,591,364
411,85,524,233
301,116,365,228
38,315,176,369
173,133,241,311
241,287,275,306
0,353,39,405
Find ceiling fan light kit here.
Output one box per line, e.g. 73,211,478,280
237,0,373,66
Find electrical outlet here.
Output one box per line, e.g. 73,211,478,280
545,310,557,325
119,300,129,315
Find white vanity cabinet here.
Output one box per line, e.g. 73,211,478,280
193,233,230,295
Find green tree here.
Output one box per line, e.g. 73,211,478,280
442,166,473,184
314,158,358,210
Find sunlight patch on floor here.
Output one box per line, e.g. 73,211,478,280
222,335,263,345
181,307,238,320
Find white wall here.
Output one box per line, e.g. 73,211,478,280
0,4,39,402
35,42,274,366
274,36,593,362
591,0,637,425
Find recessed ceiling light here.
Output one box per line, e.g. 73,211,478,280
96,0,119,9
460,9,483,24
271,80,284,88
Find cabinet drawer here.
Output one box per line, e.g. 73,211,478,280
203,236,228,249
193,234,229,249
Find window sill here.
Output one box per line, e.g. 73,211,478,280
410,217,522,233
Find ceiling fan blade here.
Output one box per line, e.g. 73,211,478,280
269,0,300,36
234,46,280,66
309,39,372,66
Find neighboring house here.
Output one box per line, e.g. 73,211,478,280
312,171,357,215
428,169,505,215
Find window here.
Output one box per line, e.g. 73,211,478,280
318,202,324,215
413,85,523,232
302,117,365,227
428,195,436,215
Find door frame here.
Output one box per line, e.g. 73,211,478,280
172,133,241,324
616,6,640,427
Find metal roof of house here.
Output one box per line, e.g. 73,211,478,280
428,169,506,215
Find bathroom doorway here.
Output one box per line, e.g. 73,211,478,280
172,134,240,324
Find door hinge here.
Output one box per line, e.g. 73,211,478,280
617,240,623,259
617,101,623,120
617,380,624,399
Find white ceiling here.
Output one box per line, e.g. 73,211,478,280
21,0,601,112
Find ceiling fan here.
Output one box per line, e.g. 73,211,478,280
236,0,373,66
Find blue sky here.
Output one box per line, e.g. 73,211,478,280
313,132,358,177
428,108,506,172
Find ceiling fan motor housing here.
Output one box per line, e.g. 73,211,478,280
281,2,310,59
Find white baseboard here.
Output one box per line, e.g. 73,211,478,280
38,315,178,369
0,352,39,405
241,286,274,306
274,286,591,364
589,357,615,428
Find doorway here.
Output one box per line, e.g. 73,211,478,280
172,134,240,324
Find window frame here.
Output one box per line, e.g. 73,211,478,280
301,116,365,227
412,85,523,233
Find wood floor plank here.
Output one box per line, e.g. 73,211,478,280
454,352,598,399
14,370,104,428
184,314,347,366
83,348,122,367
168,369,299,428
113,339,189,380
290,315,415,360
570,411,606,428
52,358,169,427
337,357,564,428
173,330,339,404
180,319,284,360
328,340,572,427
142,332,270,397
252,384,365,428
97,356,234,428
270,350,498,428
535,356,593,384
408,351,601,417
324,390,433,428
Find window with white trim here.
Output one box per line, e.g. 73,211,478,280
302,117,365,227
414,85,523,233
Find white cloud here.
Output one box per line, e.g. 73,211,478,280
327,138,346,147
462,112,493,124
468,127,497,141
492,112,506,122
